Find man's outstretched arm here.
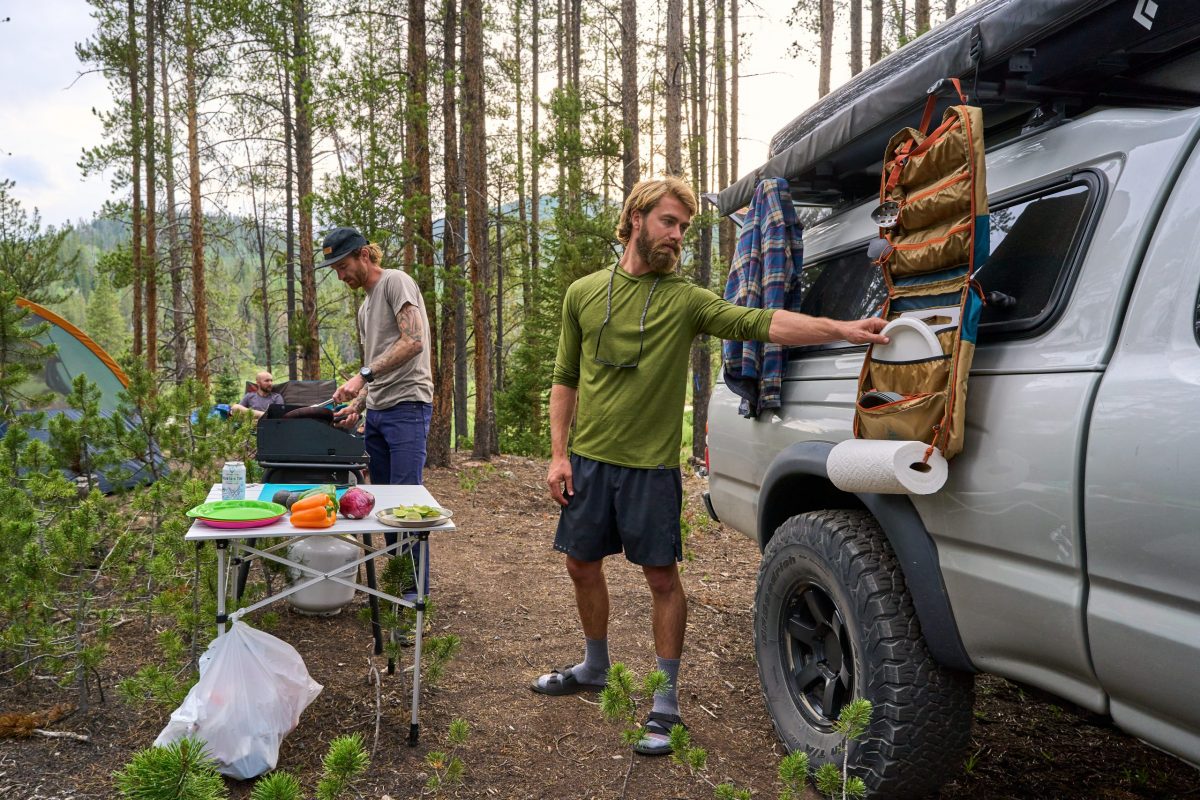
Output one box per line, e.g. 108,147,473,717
768,311,889,347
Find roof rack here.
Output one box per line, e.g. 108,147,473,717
717,0,1200,216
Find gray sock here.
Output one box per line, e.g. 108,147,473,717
651,656,681,718
575,637,610,684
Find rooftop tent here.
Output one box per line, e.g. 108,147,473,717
16,297,130,416
718,0,1200,215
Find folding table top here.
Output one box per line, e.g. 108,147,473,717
184,483,456,541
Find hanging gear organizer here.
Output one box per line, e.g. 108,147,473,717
853,79,987,460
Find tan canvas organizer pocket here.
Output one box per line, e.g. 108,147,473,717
898,168,971,230
856,391,948,443
865,355,952,398
889,216,972,276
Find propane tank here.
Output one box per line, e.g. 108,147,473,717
286,536,359,615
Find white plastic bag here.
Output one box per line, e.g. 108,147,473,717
155,617,323,779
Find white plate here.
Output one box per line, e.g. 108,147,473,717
375,507,454,529
872,317,944,362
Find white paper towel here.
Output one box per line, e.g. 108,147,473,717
827,439,948,495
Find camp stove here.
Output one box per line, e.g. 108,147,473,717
256,417,368,485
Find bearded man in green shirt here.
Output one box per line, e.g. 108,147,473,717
531,177,888,755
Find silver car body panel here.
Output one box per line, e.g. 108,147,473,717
1084,137,1200,766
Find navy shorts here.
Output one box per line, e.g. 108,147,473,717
553,454,684,567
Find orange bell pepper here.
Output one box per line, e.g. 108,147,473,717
291,493,334,514
290,505,336,528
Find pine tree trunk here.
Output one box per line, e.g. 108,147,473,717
945,0,956,18
429,0,458,468
282,63,298,381
463,0,496,457
871,0,883,63
716,0,732,279
620,0,638,197
851,0,863,75
144,0,157,373
127,0,143,361
730,0,738,182
494,192,503,394
159,2,185,383
513,0,531,314
184,0,208,386
690,0,712,466
408,0,437,372
293,0,318,380
454,96,468,449
662,0,681,176
819,0,834,97
915,0,929,34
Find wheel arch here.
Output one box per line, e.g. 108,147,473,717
757,441,975,673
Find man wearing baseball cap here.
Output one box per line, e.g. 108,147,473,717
325,227,434,577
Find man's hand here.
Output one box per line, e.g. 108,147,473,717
547,456,574,506
333,406,361,430
334,374,365,403
839,317,889,345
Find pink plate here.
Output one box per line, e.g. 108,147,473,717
199,514,284,530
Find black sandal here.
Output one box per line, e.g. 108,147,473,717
530,665,606,696
632,711,686,756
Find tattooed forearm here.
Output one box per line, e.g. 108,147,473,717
367,303,424,375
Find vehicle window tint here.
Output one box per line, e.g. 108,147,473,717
795,250,886,322
976,183,1091,330
787,179,1096,356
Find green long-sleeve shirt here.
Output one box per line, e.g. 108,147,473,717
552,265,775,469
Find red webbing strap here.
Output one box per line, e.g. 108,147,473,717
918,77,969,134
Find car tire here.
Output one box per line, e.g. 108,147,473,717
754,509,974,799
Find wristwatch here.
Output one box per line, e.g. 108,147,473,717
359,366,375,384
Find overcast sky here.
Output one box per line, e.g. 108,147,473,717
0,0,827,227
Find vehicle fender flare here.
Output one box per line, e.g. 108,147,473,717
757,440,975,673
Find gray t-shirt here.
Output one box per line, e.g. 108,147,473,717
358,269,434,409
239,390,283,412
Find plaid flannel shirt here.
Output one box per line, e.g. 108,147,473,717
722,178,805,418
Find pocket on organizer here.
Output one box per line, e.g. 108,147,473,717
898,123,967,187
865,354,952,398
856,390,947,444
890,217,972,276
899,169,972,230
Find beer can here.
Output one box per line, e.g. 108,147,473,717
221,461,246,500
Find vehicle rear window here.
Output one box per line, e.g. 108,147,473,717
788,177,1097,353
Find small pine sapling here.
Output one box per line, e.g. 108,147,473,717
248,771,303,800
424,718,470,795
777,750,811,800
315,733,371,800
113,736,228,800
808,698,873,800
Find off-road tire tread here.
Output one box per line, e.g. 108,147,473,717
756,509,974,799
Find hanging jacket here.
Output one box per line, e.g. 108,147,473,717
722,178,805,418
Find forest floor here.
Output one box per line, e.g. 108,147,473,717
0,453,1196,799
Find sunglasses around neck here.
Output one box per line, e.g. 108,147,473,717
592,266,662,369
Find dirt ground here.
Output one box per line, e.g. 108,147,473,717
1,453,1196,799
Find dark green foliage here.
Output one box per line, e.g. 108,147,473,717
113,737,229,800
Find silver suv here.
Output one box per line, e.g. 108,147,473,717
705,1,1200,796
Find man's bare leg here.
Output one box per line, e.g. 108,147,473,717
636,562,687,753
531,555,611,693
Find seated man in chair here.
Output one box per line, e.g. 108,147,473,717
230,371,284,420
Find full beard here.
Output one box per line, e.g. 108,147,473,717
636,228,680,274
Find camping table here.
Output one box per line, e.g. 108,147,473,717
184,483,454,746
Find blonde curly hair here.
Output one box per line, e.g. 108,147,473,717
615,177,698,245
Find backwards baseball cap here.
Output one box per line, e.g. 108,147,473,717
318,226,369,268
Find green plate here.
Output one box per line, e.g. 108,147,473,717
186,499,288,521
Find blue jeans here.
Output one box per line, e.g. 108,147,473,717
365,401,433,595
365,401,432,485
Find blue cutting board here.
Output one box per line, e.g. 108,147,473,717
257,483,351,503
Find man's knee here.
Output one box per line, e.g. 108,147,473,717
642,564,681,596
566,555,603,584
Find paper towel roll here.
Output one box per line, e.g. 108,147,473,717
827,439,948,495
